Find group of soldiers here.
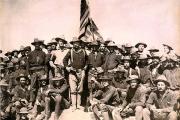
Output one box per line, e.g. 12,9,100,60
0,36,180,120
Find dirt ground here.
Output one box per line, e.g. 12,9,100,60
49,109,92,120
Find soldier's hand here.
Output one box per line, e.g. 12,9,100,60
150,105,156,111
99,104,107,109
45,90,51,96
0,111,5,117
90,77,97,83
66,67,71,72
5,106,11,113
90,99,98,105
91,68,95,71
128,103,135,108
36,100,41,106
14,101,21,106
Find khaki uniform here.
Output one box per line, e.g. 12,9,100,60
143,89,177,120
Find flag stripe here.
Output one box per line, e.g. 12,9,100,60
80,0,89,19
79,0,103,42
80,17,89,30
80,10,89,28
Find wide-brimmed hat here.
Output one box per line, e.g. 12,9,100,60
51,74,64,81
135,42,147,48
55,35,67,44
31,38,44,45
45,43,52,49
24,46,31,52
116,44,123,51
124,43,133,48
3,57,9,63
96,37,104,44
19,107,28,114
12,49,19,54
106,41,117,48
148,47,159,52
0,79,9,86
40,40,46,47
5,51,12,56
6,62,14,69
0,62,6,66
19,46,25,52
97,74,111,82
79,37,91,46
16,74,29,81
70,37,82,44
39,75,48,81
162,44,173,50
126,75,140,84
65,43,72,49
154,75,170,86
11,58,19,65
48,38,58,45
104,38,114,46
150,56,160,60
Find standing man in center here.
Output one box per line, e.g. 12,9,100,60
63,37,88,111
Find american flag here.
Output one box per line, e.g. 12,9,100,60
78,0,103,42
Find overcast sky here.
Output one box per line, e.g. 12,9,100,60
0,0,180,54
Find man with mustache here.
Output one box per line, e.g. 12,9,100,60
112,75,146,120
143,75,178,120
63,37,88,111
27,38,47,106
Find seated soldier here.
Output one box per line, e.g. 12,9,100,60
90,75,121,120
11,74,30,118
32,75,49,120
112,75,146,120
111,67,128,100
44,74,70,120
143,75,178,120
0,80,13,120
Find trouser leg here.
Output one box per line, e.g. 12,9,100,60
135,106,143,120
142,108,151,120
102,111,110,120
45,97,51,120
112,108,123,120
54,95,62,120
71,93,77,111
69,74,77,109
167,111,178,120
92,105,101,120
77,93,81,106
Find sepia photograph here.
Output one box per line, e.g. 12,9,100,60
0,0,180,120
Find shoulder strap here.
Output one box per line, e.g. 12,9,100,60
71,49,73,63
